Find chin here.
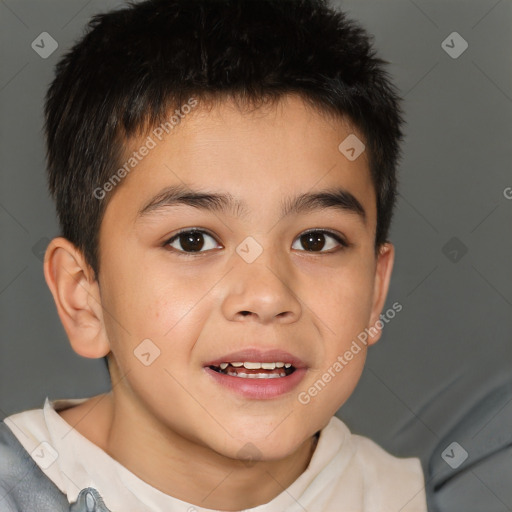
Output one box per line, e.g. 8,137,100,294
220,427,311,463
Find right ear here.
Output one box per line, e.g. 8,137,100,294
43,237,110,359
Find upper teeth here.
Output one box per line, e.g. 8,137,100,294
218,362,292,370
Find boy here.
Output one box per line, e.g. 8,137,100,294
0,0,427,510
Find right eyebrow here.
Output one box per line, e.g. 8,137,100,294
136,184,248,220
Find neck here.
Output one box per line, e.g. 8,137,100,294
59,390,319,511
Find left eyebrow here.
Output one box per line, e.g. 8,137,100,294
136,183,366,224
280,188,366,223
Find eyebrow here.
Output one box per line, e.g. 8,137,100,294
136,183,366,223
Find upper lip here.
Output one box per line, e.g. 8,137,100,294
204,349,307,369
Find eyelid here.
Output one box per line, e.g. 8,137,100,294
169,227,219,241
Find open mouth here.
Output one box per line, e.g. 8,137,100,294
208,361,296,379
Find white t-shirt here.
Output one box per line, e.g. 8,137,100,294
4,398,427,512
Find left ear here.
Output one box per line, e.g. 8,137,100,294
366,242,395,346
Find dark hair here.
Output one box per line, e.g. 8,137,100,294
45,0,404,280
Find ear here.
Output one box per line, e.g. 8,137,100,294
43,237,110,359
366,242,395,346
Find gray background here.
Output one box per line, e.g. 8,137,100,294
1,0,511,503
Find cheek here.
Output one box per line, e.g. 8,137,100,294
102,265,216,375
103,258,198,337
312,265,375,410
313,263,376,336
297,347,367,422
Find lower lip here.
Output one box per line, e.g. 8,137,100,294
204,367,307,400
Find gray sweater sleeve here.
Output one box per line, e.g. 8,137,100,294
0,421,111,512
426,380,512,512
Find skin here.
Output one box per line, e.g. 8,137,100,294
44,94,394,511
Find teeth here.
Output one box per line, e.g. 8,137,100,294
244,362,261,369
226,370,287,379
216,361,294,368
211,361,296,374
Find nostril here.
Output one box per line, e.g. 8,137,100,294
240,311,251,316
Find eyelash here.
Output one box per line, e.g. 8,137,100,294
163,228,350,256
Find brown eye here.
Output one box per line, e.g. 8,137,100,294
292,230,346,252
166,230,219,253
301,232,325,251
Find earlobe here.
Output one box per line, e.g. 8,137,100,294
366,242,395,346
43,237,110,359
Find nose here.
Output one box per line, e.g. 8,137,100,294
221,250,302,325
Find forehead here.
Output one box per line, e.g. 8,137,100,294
103,94,376,228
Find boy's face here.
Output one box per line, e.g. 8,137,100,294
82,95,393,460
